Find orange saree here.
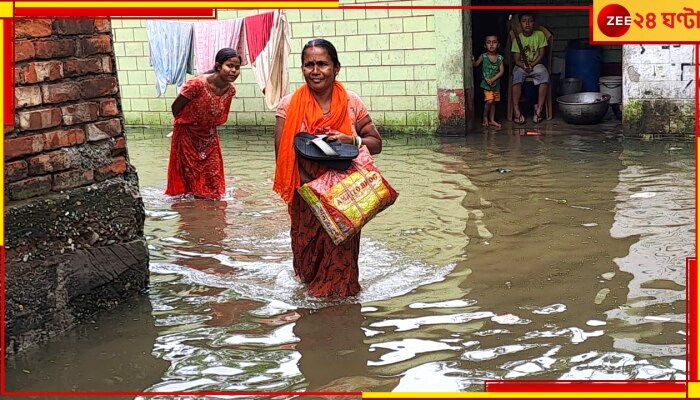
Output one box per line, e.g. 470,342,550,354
274,82,363,298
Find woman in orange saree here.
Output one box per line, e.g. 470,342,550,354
273,39,383,298
165,48,241,199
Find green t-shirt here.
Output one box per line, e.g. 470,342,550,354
511,30,548,65
481,53,504,91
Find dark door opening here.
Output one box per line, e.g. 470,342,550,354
470,9,513,122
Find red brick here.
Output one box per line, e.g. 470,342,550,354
15,41,35,62
99,98,118,116
15,67,23,84
27,150,71,175
4,135,43,160
94,19,111,33
17,65,35,84
80,76,118,99
53,20,95,35
21,61,64,83
9,175,52,201
78,35,112,56
5,160,28,182
63,57,102,77
15,86,42,108
42,128,86,150
15,20,52,39
41,82,81,104
34,39,76,59
52,169,94,191
17,108,62,131
95,156,126,181
86,118,122,141
111,136,126,156
113,136,126,149
61,102,99,125
101,56,114,73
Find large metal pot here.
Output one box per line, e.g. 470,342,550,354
556,92,611,124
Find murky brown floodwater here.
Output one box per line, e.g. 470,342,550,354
6,123,694,396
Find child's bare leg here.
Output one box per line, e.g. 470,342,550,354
483,100,492,126
512,83,523,119
489,102,501,127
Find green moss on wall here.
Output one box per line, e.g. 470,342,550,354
624,99,694,137
623,99,643,124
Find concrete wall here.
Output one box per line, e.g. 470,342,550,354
6,19,149,355
111,1,469,133
622,45,695,136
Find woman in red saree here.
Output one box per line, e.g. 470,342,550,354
165,48,241,199
273,39,383,298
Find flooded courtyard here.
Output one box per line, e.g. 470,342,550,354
5,123,694,395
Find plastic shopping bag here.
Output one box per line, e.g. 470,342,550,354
297,146,398,245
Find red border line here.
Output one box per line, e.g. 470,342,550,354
12,15,220,21
2,3,697,398
695,44,700,136
3,19,13,126
690,259,697,381
15,8,216,17
2,391,363,396
339,5,590,10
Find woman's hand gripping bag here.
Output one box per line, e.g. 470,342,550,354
297,146,398,245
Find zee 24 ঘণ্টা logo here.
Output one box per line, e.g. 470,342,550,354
597,3,632,37
596,3,700,38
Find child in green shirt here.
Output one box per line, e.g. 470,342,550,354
473,34,505,128
511,11,549,124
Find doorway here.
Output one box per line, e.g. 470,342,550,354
467,1,623,123
470,9,513,121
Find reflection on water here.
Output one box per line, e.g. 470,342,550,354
5,129,692,394
606,147,693,360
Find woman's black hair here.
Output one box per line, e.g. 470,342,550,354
301,38,341,68
207,47,242,73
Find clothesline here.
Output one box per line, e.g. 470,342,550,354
145,9,291,109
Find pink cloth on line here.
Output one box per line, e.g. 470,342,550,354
193,18,247,74
244,11,274,64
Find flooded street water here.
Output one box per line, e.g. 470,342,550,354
6,126,694,395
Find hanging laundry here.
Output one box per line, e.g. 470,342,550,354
244,11,274,65
192,18,248,74
245,10,291,109
146,20,195,97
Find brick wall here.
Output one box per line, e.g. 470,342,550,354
10,18,126,201
6,19,149,355
112,0,441,133
622,44,695,136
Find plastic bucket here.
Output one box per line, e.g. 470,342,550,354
565,42,602,92
599,75,622,104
